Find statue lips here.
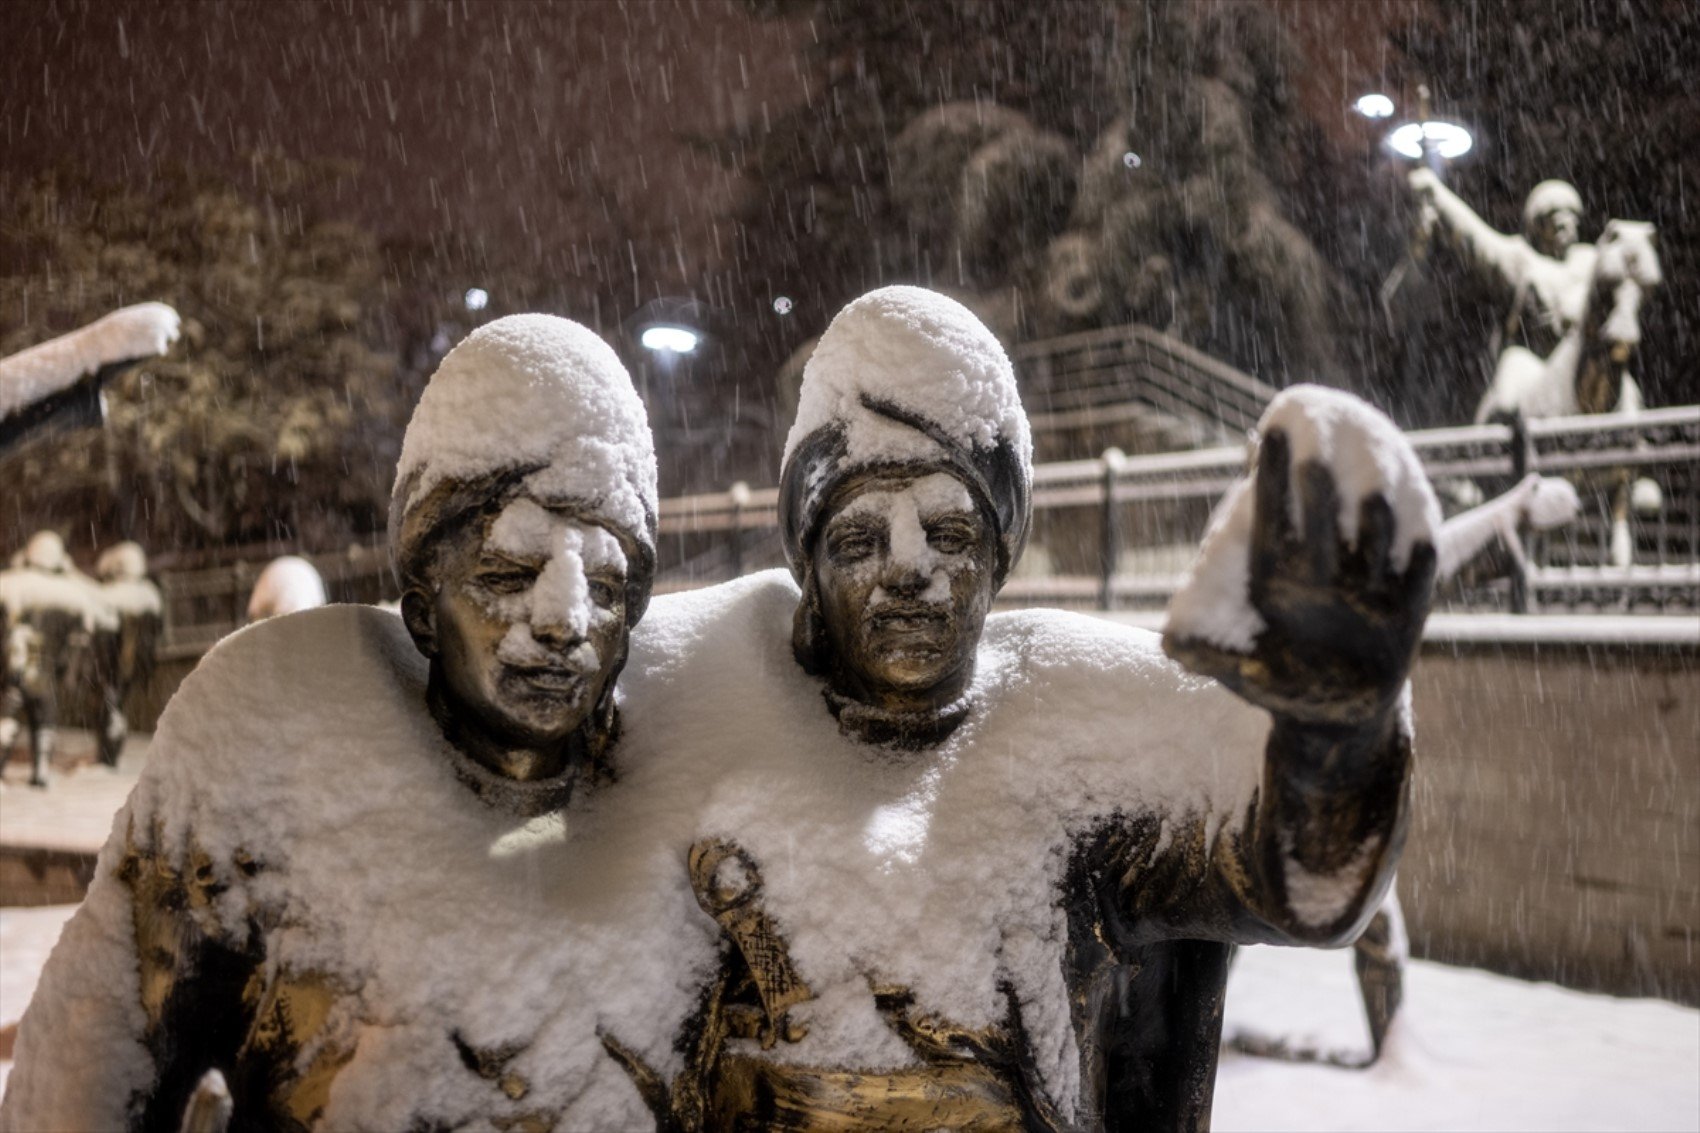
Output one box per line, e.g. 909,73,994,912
504,660,590,702
867,601,951,653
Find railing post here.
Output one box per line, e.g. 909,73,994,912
1509,417,1531,614
1099,449,1125,611
728,481,750,579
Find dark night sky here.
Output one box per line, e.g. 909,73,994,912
1,0,1409,335
1,0,811,326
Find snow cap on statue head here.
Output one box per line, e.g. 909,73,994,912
22,531,69,574
96,541,148,583
778,285,1033,589
1524,180,1583,228
389,313,659,622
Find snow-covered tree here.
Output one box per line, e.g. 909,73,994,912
0,157,404,554
720,0,1351,411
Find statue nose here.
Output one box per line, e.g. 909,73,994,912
530,612,583,651
881,560,929,597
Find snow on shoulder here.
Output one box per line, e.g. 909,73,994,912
0,303,180,421
389,314,656,552
1166,385,1440,653
784,285,1031,469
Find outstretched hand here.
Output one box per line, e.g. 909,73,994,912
1166,429,1436,727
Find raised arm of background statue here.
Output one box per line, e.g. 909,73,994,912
1150,406,1437,949
1408,166,1531,291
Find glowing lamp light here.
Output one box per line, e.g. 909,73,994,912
1387,121,1474,160
463,287,489,311
640,325,700,354
1354,93,1396,119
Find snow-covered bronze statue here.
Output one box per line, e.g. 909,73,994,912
1409,169,1663,564
0,315,674,1131
602,287,1438,1130
0,531,112,787
91,542,164,768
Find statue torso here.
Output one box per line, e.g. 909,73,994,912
122,604,715,1132
618,573,1269,1129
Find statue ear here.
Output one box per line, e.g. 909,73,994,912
400,588,438,658
791,571,829,676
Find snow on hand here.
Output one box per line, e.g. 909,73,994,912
0,303,180,421
1165,385,1441,653
784,285,1031,470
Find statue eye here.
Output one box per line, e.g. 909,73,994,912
478,567,534,594
829,530,880,561
927,521,975,554
588,578,621,608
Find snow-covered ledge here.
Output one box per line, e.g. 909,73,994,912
1098,610,1700,648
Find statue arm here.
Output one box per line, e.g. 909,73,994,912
1103,702,1409,950
0,806,262,1133
1135,407,1434,948
1409,168,1530,290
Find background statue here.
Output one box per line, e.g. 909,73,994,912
0,531,112,787
91,542,165,768
1408,168,1664,565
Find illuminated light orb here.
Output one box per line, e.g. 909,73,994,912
1386,120,1474,161
1354,93,1396,119
640,325,700,354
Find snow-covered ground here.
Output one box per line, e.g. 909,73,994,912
1,901,1693,1126
1216,944,1700,1132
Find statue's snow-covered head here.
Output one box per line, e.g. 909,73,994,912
779,287,1031,743
1523,179,1583,258
390,315,658,809
779,286,1032,589
390,314,658,622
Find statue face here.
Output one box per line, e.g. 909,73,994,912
1531,206,1580,258
425,497,629,750
812,470,996,710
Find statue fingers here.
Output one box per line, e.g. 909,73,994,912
1250,430,1295,587
1400,539,1439,624
1297,461,1340,585
1354,493,1397,598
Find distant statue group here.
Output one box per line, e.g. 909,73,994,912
0,533,162,785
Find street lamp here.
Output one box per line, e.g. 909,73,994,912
639,324,700,355
1386,120,1473,161
1354,93,1396,120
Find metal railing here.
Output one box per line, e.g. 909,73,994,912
155,405,1700,657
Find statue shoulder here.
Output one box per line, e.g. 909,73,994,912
984,608,1222,705
147,605,424,784
631,569,799,672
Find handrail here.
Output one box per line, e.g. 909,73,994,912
152,405,1700,657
